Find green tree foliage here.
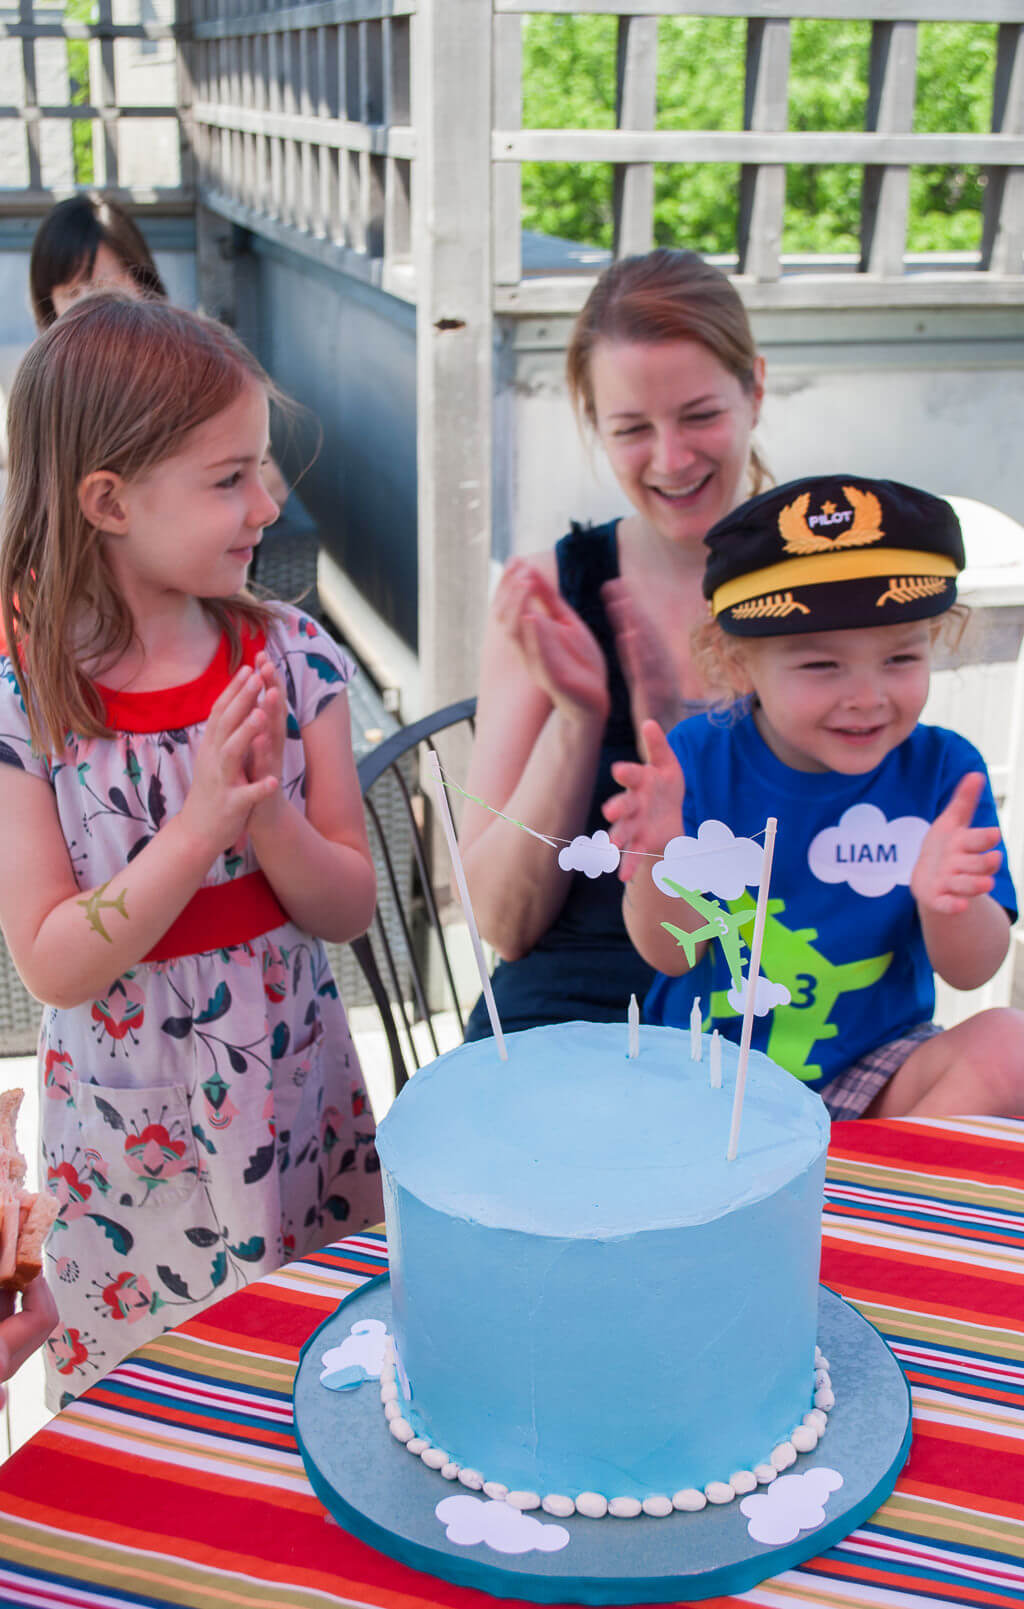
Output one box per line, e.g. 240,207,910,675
520,15,997,257
65,0,95,185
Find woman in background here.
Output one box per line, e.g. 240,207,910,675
29,193,168,329
459,248,770,1040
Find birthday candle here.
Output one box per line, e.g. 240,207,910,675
710,1029,722,1089
690,997,702,1061
628,994,639,1059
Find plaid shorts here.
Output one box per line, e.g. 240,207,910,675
820,1022,943,1121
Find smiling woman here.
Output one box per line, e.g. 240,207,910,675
457,248,771,1041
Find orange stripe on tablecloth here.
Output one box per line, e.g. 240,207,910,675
901,1476,1024,1524
801,1551,1023,1609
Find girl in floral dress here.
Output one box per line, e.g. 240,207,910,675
0,295,383,1407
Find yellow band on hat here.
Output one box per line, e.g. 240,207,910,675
711,548,960,617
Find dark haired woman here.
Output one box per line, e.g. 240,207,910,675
459,248,769,1039
29,193,168,330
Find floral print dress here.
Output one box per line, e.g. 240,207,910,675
0,607,382,1408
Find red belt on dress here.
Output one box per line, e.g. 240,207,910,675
143,871,288,963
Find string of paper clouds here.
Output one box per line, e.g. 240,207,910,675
428,763,787,1158
438,769,769,880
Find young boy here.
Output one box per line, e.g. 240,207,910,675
604,474,1024,1119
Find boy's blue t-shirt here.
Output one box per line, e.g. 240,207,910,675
644,711,1017,1092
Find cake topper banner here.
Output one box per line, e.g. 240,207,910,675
437,770,769,885
431,764,784,1157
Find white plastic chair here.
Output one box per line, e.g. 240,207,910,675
925,497,1024,1024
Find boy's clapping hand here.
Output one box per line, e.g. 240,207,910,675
911,772,1004,917
604,719,686,882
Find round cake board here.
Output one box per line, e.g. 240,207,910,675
294,1278,911,1605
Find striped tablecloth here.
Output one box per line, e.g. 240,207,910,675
0,1115,1021,1609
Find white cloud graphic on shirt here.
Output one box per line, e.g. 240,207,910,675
808,803,929,897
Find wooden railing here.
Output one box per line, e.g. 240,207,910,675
180,0,415,298
177,1,1024,313
0,0,187,211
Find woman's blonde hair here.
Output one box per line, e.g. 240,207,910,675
0,293,277,755
566,247,770,496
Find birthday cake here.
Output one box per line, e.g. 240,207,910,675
374,1019,831,1515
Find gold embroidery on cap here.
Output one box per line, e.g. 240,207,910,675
731,591,811,620
876,576,947,607
779,485,885,555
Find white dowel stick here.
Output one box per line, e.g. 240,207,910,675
426,750,507,1060
628,994,639,1059
690,996,702,1061
727,818,778,1161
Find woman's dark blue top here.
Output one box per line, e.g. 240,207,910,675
464,521,657,1040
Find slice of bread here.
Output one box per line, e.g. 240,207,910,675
0,1088,58,1291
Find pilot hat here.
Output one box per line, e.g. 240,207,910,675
704,474,965,636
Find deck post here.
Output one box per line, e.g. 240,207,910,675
413,0,493,716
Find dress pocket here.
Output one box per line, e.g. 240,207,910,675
62,1079,203,1212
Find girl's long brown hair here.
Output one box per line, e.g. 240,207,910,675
566,247,770,495
0,293,276,755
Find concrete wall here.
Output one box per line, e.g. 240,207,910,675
497,301,1024,565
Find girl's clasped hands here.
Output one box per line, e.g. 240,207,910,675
187,654,285,855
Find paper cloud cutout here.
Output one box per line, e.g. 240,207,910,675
740,1468,844,1545
809,803,929,898
435,1496,570,1555
653,820,763,902
558,829,620,878
727,972,792,1017
319,1319,389,1391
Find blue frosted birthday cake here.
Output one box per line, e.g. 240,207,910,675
375,1020,831,1513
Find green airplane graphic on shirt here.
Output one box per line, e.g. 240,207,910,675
660,880,757,993
707,892,893,1081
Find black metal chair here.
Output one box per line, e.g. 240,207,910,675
349,697,478,1096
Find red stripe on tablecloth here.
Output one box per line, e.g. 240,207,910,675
0,1455,496,1609
819,1245,1024,1325
827,1119,1024,1182
801,1551,1023,1609
900,1428,1024,1518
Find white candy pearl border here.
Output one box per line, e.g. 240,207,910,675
379,1338,834,1518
